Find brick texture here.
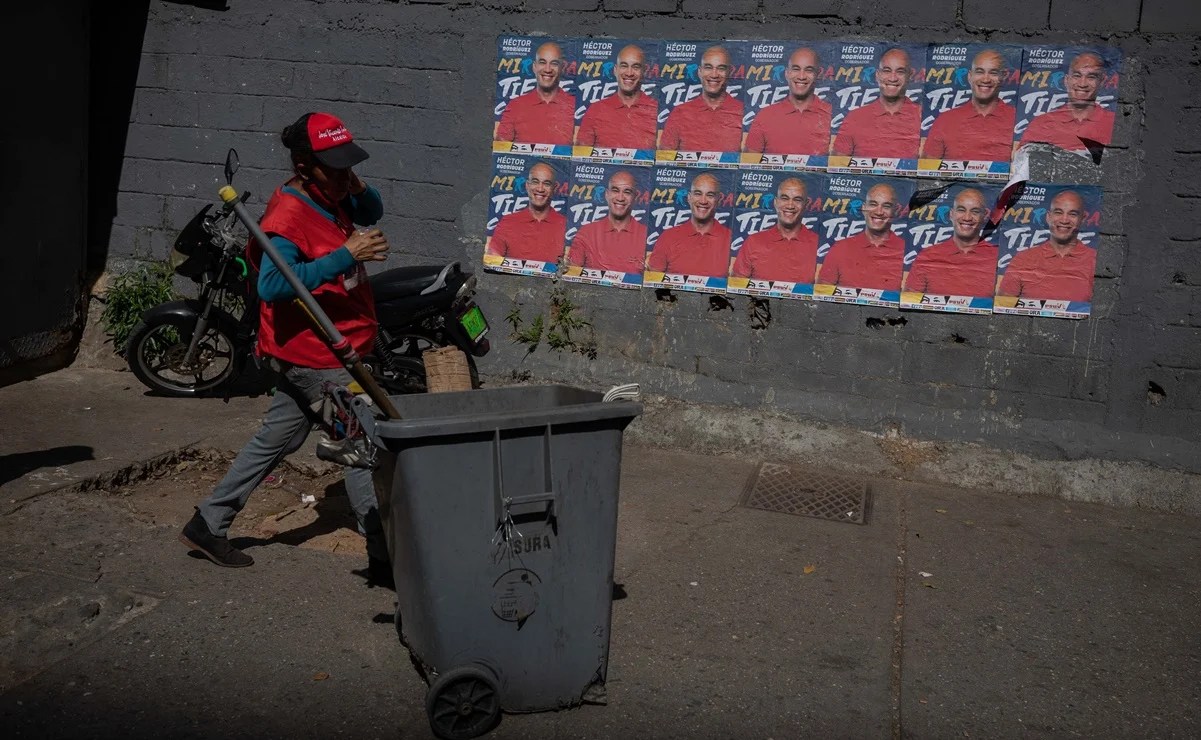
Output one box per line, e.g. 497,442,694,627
1049,0,1139,32
106,0,1201,470
1141,0,1201,33
963,0,1049,30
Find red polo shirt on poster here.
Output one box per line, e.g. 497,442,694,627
1019,104,1116,151
488,207,568,263
817,231,906,291
731,225,820,283
575,92,658,150
832,98,921,159
743,97,833,155
998,241,1096,302
923,101,1017,161
646,220,732,277
567,218,649,273
659,94,744,152
904,239,999,297
495,89,576,145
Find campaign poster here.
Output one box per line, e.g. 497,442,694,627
739,41,837,171
827,41,926,176
814,174,917,307
493,35,578,158
994,183,1102,319
655,40,746,167
561,161,653,289
900,183,1003,314
572,38,660,165
917,43,1022,180
482,153,571,278
643,165,738,294
728,169,826,300
1015,46,1122,156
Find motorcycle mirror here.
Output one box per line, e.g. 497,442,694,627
224,149,240,185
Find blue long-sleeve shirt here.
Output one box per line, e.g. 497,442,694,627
257,184,384,302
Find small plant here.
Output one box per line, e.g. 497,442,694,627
546,288,596,359
506,286,597,359
100,262,177,353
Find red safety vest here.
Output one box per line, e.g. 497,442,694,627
247,185,377,368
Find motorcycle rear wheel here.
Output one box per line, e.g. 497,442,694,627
127,315,239,397
370,333,480,395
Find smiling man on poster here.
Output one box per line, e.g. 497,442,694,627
575,44,658,151
486,162,567,264
831,47,921,159
817,182,905,291
997,189,1096,303
743,47,832,157
731,177,819,284
904,188,998,296
566,170,648,274
1019,51,1115,152
495,41,576,145
659,46,744,153
922,49,1016,162
646,172,731,277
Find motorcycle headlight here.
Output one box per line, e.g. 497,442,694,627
455,274,477,301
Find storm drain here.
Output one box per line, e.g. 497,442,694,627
739,462,869,525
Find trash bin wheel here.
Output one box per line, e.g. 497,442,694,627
425,664,502,740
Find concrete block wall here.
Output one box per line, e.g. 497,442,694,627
115,0,1201,472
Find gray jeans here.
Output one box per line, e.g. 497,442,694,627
198,364,387,561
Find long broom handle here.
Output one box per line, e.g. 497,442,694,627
219,186,401,420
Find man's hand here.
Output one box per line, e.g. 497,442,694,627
345,228,389,262
349,171,367,195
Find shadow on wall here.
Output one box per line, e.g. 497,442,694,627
0,2,152,389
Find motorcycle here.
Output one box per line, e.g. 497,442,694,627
125,149,490,397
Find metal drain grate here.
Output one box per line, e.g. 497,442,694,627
739,462,869,525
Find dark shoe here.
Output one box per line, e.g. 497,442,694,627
179,511,254,568
367,556,394,589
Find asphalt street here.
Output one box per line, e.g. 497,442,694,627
1,368,1198,739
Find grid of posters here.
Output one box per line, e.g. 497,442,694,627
486,36,1119,320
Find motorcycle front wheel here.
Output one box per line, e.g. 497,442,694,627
369,333,480,395
127,315,240,397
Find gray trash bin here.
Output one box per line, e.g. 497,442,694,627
368,384,642,739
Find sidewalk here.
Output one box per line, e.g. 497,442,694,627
1,367,1199,738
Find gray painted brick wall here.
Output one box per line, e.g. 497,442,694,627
112,0,1201,473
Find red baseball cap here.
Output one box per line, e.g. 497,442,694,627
301,112,369,169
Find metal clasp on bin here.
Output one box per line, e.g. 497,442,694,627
491,425,559,561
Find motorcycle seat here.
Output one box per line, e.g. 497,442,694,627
369,264,456,302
